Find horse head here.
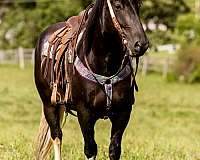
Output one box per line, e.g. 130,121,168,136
101,0,149,57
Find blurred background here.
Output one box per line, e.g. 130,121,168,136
0,0,199,159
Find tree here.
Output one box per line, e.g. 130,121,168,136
0,0,192,48
141,0,190,29
81,0,94,7
139,0,190,46
0,0,83,49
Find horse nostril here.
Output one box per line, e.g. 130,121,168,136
134,41,142,53
134,41,149,54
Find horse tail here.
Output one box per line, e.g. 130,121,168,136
35,108,52,160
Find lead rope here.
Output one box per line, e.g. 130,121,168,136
131,57,139,92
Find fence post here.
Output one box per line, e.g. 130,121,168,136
163,58,169,78
18,47,25,69
32,49,35,65
195,0,200,19
0,51,4,64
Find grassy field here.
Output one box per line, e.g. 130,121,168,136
0,65,200,160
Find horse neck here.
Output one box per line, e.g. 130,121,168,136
84,21,124,76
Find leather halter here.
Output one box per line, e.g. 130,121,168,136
106,0,127,44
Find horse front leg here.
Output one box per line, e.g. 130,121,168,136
109,107,132,160
77,107,98,160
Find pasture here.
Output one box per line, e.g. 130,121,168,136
0,65,200,160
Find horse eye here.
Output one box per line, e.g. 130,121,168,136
115,2,123,10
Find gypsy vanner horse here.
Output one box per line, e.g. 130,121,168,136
34,0,149,159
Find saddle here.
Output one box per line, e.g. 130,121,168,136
42,6,92,106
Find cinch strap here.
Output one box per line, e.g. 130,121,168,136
105,82,112,108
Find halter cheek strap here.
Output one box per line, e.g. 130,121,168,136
106,0,139,91
106,0,128,45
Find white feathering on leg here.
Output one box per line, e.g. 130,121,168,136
87,156,96,160
53,137,62,160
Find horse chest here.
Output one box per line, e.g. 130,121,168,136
75,77,134,111
73,56,134,110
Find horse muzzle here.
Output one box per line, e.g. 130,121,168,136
128,40,149,57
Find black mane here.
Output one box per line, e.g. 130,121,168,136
81,0,142,56
82,0,104,55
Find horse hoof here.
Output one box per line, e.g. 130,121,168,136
87,156,96,160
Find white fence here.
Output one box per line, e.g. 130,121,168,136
0,47,35,69
0,48,175,77
156,44,180,54
140,56,175,78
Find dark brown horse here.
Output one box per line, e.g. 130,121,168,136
34,0,148,159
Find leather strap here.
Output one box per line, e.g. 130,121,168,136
74,56,132,107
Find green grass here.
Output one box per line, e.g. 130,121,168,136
0,65,200,160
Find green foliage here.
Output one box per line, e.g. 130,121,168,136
140,0,190,46
0,0,83,49
176,13,200,43
81,0,94,7
141,0,190,29
0,0,194,48
147,30,178,46
175,45,200,83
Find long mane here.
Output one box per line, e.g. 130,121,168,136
81,0,142,55
82,0,104,55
